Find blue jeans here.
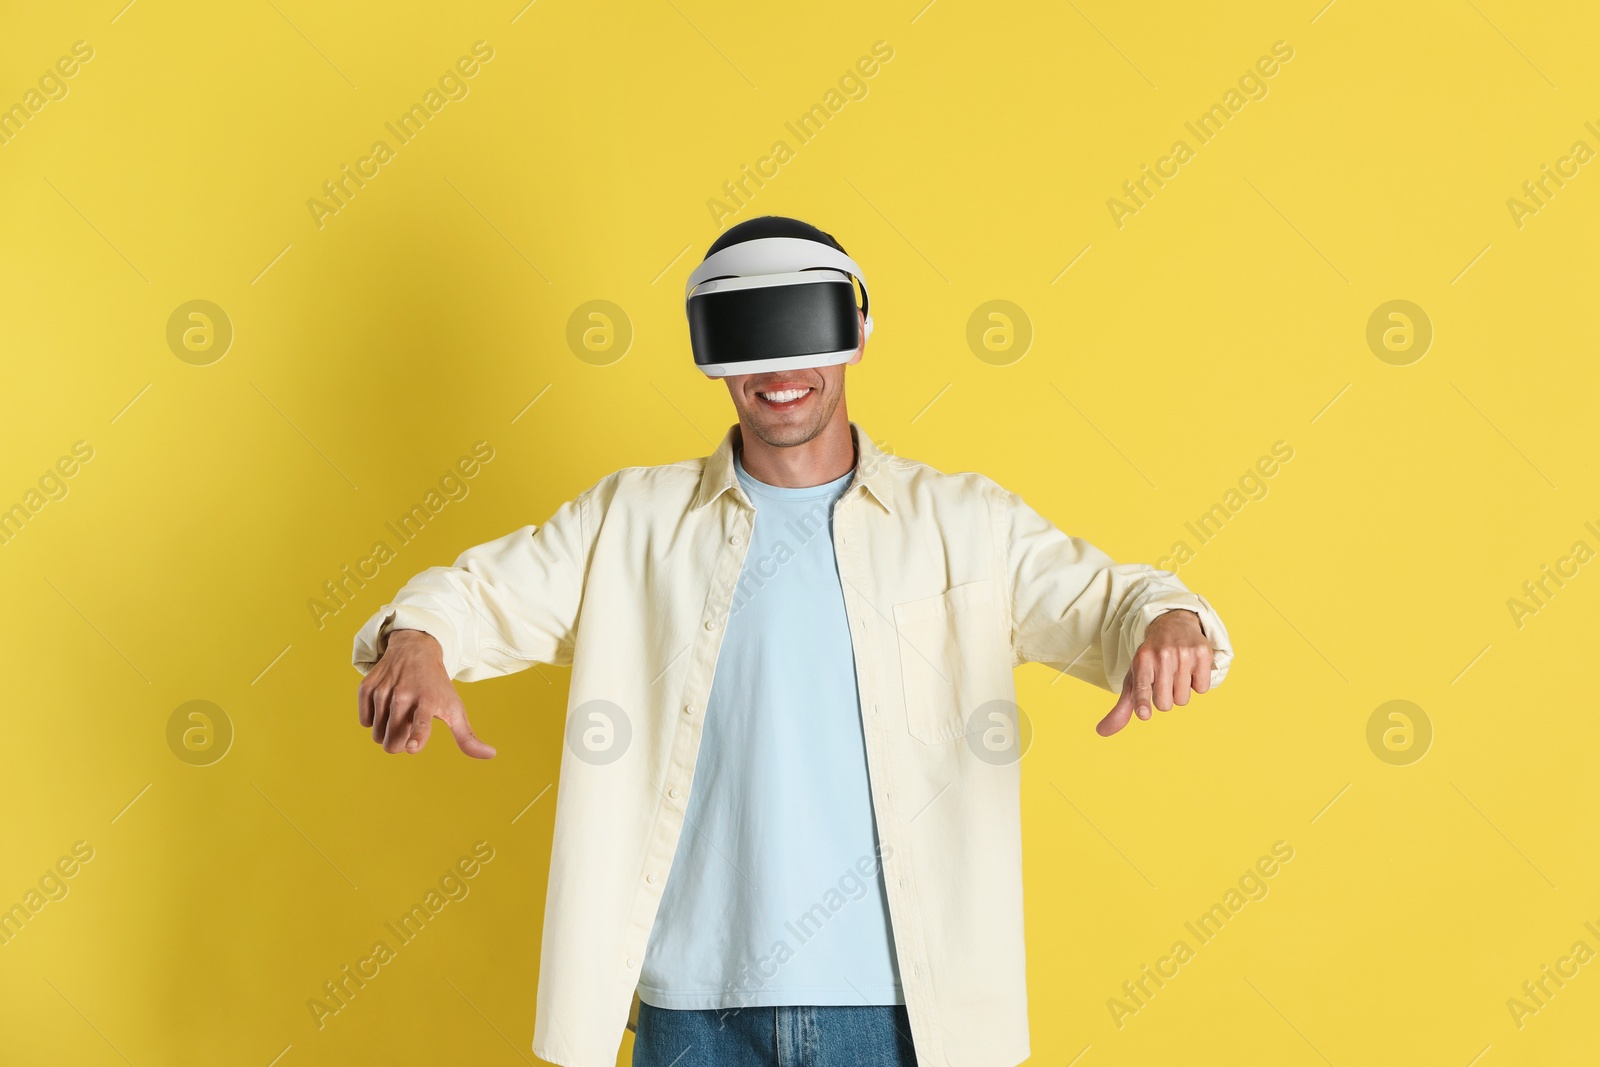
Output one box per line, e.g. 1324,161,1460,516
633,1002,919,1067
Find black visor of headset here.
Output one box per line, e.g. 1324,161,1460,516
684,237,873,378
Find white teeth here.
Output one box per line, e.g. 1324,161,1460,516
758,388,809,403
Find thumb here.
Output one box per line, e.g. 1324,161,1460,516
404,710,434,754
1096,674,1136,737
445,705,497,760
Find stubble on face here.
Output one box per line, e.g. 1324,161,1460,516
726,363,847,448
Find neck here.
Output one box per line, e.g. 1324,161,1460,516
735,409,856,488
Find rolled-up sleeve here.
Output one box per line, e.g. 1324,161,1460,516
351,487,596,682
1000,487,1233,693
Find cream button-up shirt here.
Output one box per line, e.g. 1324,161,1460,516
352,420,1234,1067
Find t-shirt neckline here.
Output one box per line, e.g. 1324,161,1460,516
733,448,856,500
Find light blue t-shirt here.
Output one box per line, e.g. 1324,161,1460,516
637,447,903,1009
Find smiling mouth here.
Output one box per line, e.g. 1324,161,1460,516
754,386,814,410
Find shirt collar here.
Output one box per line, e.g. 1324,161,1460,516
694,420,895,514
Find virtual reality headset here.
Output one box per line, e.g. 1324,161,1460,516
684,236,873,378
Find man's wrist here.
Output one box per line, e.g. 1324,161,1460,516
1151,607,1203,632
385,627,443,657
1153,607,1198,621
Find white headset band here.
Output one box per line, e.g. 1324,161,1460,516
685,237,871,337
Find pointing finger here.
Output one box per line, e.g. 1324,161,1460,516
446,706,497,760
1096,674,1136,737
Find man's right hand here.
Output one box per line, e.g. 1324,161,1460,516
357,629,497,759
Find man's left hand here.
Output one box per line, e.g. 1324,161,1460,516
1096,609,1214,737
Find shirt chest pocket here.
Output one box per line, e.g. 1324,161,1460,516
892,578,1012,744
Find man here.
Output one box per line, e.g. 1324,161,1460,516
352,216,1233,1067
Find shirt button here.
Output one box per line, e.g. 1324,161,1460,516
646,873,659,885
729,534,742,546
626,957,638,968
669,788,682,799
684,703,696,716
704,619,717,631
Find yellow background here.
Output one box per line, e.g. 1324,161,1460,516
3,0,1597,1064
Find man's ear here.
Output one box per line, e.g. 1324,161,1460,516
846,309,866,366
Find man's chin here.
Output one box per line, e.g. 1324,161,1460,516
744,412,824,448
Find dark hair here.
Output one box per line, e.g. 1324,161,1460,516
704,215,847,258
